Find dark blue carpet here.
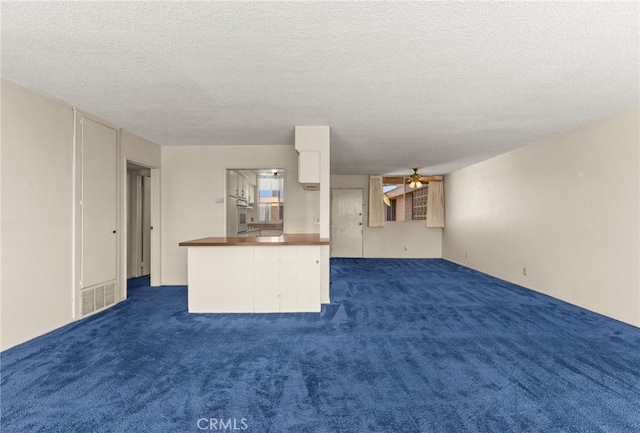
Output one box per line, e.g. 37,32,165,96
127,275,151,289
2,259,640,432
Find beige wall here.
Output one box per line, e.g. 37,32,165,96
161,145,320,285
122,130,161,168
1,79,74,350
1,79,162,350
443,108,640,327
331,175,442,258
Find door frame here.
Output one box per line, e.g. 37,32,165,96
121,158,161,300
126,166,146,279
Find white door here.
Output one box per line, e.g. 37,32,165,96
331,189,363,257
80,117,118,289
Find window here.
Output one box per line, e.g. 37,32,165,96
412,186,428,220
257,174,284,222
386,197,397,221
383,179,428,222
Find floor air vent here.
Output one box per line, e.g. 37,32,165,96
81,281,116,317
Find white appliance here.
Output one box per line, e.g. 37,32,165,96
227,197,249,236
236,198,248,233
227,197,238,236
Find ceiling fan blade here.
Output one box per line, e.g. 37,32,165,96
419,176,442,182
382,174,443,184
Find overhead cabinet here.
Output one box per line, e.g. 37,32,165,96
247,181,255,205
297,151,320,190
227,170,248,198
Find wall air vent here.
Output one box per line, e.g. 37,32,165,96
80,281,117,317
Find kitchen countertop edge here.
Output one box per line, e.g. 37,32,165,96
179,234,329,247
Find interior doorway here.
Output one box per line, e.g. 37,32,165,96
126,162,152,279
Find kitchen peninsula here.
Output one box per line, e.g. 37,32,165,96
179,234,329,313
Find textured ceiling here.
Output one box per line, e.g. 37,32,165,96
2,1,638,175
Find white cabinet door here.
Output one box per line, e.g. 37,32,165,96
188,247,254,313
298,151,320,183
298,151,320,190
247,183,255,204
253,246,281,312
228,171,250,199
216,247,253,312
279,246,321,312
228,170,238,197
238,174,247,198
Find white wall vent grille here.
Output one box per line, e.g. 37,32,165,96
82,289,95,316
104,283,116,306
80,281,117,317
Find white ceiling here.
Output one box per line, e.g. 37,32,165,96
2,1,638,175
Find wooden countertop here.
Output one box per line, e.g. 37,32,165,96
179,234,329,247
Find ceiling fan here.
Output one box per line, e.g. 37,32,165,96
382,168,442,206
384,168,442,188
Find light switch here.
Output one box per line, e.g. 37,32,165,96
215,198,224,204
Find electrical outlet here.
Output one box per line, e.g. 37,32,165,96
523,267,527,276
404,245,408,251
215,197,224,204
464,252,468,259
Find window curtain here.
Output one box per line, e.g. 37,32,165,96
426,176,444,228
368,175,385,227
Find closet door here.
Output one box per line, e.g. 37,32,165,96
82,117,117,286
76,115,118,317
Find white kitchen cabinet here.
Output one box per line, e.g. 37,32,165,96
227,170,248,198
279,246,321,312
228,170,239,197
298,151,320,190
186,244,322,313
236,172,247,198
188,246,255,313
238,173,246,198
253,246,281,312
247,182,255,204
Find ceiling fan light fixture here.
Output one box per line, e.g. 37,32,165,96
409,180,416,188
416,180,422,188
